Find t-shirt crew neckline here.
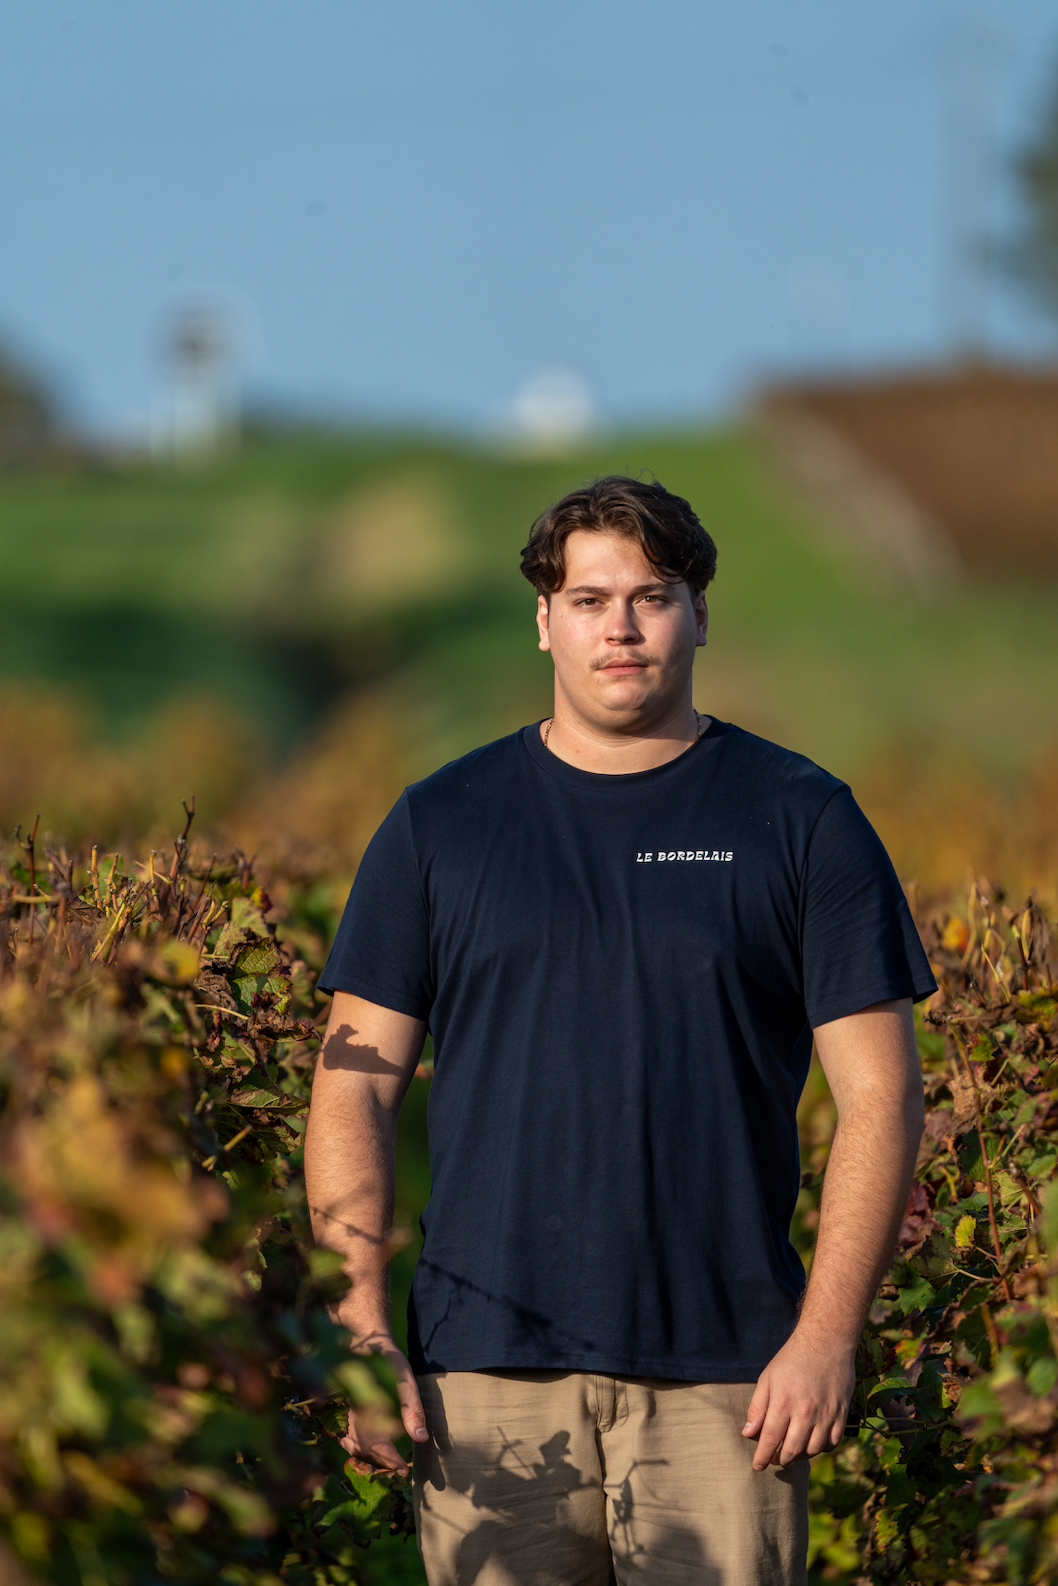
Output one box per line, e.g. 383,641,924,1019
520,715,729,789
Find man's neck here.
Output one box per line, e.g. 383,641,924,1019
541,703,711,775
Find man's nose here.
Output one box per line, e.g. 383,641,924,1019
605,601,643,642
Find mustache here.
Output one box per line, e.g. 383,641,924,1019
590,653,658,671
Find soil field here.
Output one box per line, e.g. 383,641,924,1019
766,364,1058,576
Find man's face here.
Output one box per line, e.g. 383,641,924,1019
536,529,708,730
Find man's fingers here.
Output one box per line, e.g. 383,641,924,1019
742,1379,770,1439
339,1433,408,1477
775,1413,812,1466
393,1361,429,1444
752,1403,791,1470
360,1344,429,1449
778,1403,847,1464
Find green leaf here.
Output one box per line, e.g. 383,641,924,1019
1015,986,1058,1023
213,921,249,959
211,902,272,963
1026,1355,1057,1396
956,1381,1005,1437
231,897,270,937
868,1376,916,1402
230,1084,308,1114
314,1520,361,1562
343,1469,391,1520
994,1170,1026,1208
1042,1179,1058,1261
886,1466,916,1509
52,1352,109,1437
332,1360,393,1409
234,940,282,976
307,1246,346,1279
875,1509,900,1550
232,968,290,1012
821,1515,862,1572
897,1274,936,1313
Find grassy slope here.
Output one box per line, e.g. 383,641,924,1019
3,425,1057,782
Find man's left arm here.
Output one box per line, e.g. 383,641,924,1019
743,997,925,1470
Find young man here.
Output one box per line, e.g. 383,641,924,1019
306,476,934,1586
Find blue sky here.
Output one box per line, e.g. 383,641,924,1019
2,0,1057,436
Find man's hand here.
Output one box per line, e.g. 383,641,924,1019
742,1331,854,1469
338,1338,430,1477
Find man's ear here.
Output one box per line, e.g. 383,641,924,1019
536,593,551,653
695,593,709,649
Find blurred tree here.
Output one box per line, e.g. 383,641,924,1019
1008,63,1058,323
0,341,55,465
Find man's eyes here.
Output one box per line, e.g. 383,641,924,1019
573,594,667,607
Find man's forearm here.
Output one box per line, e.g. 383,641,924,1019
744,1000,925,1466
795,1085,922,1353
304,993,425,1349
304,1085,400,1346
303,994,429,1470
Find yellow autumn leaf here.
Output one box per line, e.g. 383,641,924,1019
954,1213,977,1249
154,939,201,984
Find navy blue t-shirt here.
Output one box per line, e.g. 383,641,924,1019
320,719,936,1382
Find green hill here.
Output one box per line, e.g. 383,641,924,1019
3,424,1058,785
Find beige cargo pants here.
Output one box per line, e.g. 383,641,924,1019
414,1371,808,1586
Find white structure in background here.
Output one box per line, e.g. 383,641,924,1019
511,366,595,447
151,306,238,455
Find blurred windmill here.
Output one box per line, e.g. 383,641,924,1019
153,304,238,455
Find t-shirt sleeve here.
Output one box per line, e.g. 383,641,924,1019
800,785,937,1028
318,792,434,1019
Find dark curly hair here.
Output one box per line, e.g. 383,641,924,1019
519,475,717,597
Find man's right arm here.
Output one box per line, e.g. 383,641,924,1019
304,989,430,1474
